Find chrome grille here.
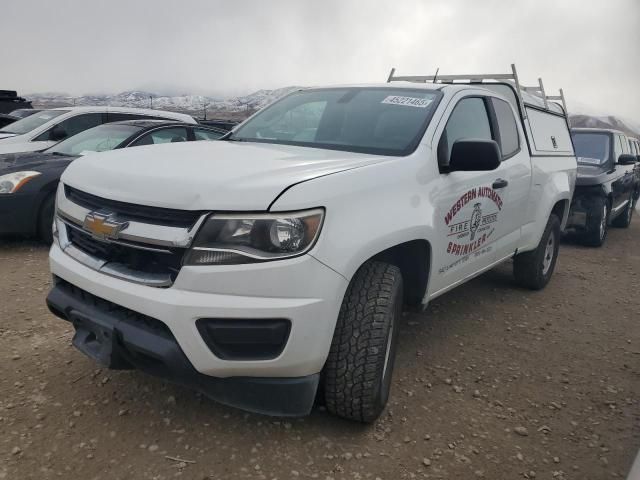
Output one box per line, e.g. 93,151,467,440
65,185,205,228
56,185,208,287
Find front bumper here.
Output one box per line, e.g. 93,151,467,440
48,242,347,390
566,190,604,231
46,278,319,416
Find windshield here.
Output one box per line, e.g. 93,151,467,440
229,87,441,156
48,123,142,156
572,132,611,166
0,109,68,135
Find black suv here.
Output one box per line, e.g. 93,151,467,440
566,128,639,246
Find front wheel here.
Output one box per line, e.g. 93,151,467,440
323,261,403,423
582,197,609,247
38,193,55,244
513,214,561,290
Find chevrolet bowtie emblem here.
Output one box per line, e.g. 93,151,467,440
83,212,128,240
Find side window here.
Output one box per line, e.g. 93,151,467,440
193,128,224,141
438,97,492,166
491,98,520,158
34,113,104,141
107,113,147,122
614,135,625,159
56,113,104,137
130,127,189,147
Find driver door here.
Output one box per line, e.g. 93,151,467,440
430,96,504,295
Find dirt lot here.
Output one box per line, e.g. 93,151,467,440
1,216,639,480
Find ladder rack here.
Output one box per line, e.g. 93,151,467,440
386,64,568,118
521,78,568,115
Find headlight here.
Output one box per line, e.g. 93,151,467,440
185,209,324,265
0,171,41,194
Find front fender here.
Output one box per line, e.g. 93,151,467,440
269,156,437,283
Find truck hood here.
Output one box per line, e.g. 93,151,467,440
61,141,390,211
576,162,611,187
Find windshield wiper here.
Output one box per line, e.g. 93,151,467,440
50,152,71,157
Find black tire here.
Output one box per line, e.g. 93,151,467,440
323,261,403,423
582,196,609,247
38,193,55,244
513,214,561,290
611,193,634,228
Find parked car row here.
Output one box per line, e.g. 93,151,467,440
0,119,226,242
0,106,196,154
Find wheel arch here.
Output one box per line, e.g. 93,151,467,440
551,198,570,230
364,239,431,306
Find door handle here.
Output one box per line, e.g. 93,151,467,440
492,178,509,189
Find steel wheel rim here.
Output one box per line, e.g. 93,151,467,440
542,230,555,275
600,204,607,240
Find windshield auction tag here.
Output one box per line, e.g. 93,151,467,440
381,96,432,108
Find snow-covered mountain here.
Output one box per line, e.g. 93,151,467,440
25,88,640,138
569,114,639,139
27,87,302,114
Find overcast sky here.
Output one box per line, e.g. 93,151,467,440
3,0,639,118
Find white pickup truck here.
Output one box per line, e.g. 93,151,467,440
47,67,577,422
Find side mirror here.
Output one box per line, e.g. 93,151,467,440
448,139,501,172
49,125,68,141
618,154,637,165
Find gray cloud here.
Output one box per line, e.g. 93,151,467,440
3,0,639,117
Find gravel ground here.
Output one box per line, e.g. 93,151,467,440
1,216,639,480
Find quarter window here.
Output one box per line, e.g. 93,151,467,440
438,97,492,166
130,127,189,146
194,128,224,141
491,98,520,158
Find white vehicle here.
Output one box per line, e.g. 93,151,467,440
0,106,196,154
47,66,576,422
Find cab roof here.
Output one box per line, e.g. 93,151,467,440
48,106,195,123
571,127,627,136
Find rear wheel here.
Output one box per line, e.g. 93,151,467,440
582,197,609,247
38,193,55,244
611,193,634,228
513,214,561,290
323,261,402,423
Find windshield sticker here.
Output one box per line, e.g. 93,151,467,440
577,156,602,166
444,186,503,257
381,95,432,108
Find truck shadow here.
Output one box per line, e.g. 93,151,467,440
82,260,536,438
